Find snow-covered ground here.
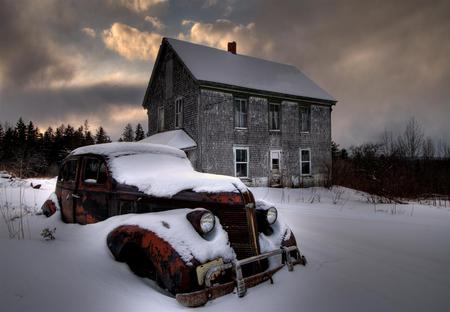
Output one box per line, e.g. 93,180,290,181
1,174,449,312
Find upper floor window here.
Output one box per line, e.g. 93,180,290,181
158,106,164,132
269,103,280,131
299,105,311,132
234,147,249,178
234,98,248,128
175,97,183,128
300,148,311,176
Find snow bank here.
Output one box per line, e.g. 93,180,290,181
71,142,248,198
109,209,236,265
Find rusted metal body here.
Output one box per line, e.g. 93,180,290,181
45,152,306,306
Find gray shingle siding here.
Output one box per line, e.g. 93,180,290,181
144,39,334,187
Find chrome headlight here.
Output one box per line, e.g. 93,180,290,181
187,209,216,236
200,212,215,234
266,207,278,225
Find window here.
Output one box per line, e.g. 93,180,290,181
234,147,249,178
234,98,248,128
175,97,183,128
270,150,281,171
158,106,164,131
269,103,280,130
59,159,78,183
83,158,107,184
299,105,311,132
300,149,311,176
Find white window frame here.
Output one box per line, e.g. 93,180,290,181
299,105,311,133
175,97,183,129
269,102,281,131
270,149,282,171
234,98,248,129
300,148,312,176
233,146,249,178
158,106,164,132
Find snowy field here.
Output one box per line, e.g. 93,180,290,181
1,173,449,312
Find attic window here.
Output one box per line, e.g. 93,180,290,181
234,98,248,128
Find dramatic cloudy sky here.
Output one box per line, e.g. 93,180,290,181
1,0,449,146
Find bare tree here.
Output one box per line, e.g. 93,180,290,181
437,138,450,159
422,137,435,159
380,129,395,156
397,117,424,159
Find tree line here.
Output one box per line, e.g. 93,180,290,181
332,118,450,198
0,118,147,178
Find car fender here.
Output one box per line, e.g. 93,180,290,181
107,224,200,294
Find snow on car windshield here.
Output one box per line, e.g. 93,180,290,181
71,142,248,197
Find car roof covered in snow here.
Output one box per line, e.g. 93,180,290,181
140,129,197,150
165,37,336,102
70,142,186,159
68,142,247,197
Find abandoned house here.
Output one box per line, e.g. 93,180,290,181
142,38,337,187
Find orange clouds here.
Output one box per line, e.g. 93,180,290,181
102,23,161,61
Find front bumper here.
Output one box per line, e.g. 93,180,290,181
176,246,306,307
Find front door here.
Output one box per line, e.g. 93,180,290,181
59,158,80,223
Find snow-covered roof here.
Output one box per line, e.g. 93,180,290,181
166,38,335,102
69,142,247,197
140,129,197,150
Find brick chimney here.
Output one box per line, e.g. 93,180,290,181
227,41,236,54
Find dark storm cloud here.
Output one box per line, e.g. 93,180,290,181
0,0,75,88
0,82,145,123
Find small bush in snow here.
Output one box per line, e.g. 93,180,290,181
41,227,56,241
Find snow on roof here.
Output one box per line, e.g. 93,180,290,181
140,129,197,150
70,142,247,197
166,38,335,102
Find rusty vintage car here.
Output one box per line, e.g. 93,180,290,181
42,142,306,307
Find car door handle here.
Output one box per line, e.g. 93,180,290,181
71,193,80,199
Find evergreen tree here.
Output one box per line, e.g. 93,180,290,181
26,121,38,149
0,124,4,159
0,124,4,145
83,120,95,145
84,130,95,145
54,124,66,158
2,126,15,159
135,123,145,141
121,123,134,142
16,117,27,145
63,124,76,150
95,126,111,144
74,126,85,147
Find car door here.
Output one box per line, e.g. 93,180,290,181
76,156,110,224
58,157,80,223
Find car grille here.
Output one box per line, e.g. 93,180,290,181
213,206,259,260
